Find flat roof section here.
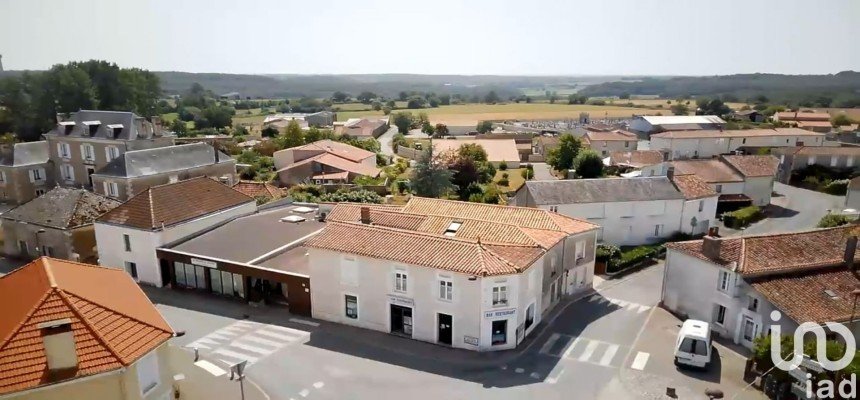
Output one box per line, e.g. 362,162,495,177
258,246,310,276
169,206,325,264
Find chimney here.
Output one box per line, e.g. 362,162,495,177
702,228,722,260
360,206,371,225
39,319,78,372
845,236,857,271
666,166,675,180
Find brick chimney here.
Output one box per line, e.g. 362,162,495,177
845,236,857,271
702,228,722,260
360,206,371,225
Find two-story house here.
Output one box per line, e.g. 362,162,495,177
0,257,176,400
95,177,257,287
0,141,53,205
44,110,174,190
513,177,716,245
772,146,860,184
306,198,599,351
273,139,380,186
583,129,638,156
662,226,860,349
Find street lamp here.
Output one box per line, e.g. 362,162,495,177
229,360,248,400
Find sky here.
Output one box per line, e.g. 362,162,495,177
1,0,858,76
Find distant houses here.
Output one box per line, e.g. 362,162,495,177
0,141,52,205
629,115,726,135
264,112,337,129
582,129,638,156
333,118,389,138
771,146,860,183
273,139,381,185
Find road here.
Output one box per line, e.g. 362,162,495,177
724,182,846,237
155,264,761,400
377,126,398,157
531,162,557,180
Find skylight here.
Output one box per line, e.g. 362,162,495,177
280,215,306,223
444,221,462,237
824,289,839,300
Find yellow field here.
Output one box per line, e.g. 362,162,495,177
337,103,684,126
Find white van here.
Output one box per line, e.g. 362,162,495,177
674,319,712,369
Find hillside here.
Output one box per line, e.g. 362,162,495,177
579,71,860,107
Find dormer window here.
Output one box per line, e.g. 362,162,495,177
107,124,123,138
58,121,75,135
82,121,101,136
38,318,77,372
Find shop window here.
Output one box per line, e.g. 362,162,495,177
491,320,507,345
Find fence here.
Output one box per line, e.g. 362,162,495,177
396,146,422,160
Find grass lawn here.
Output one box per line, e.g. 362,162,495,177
161,112,179,122
494,168,526,193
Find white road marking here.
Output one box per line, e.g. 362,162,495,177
189,344,211,350
299,389,310,397
599,344,620,366
616,300,629,308
544,369,565,384
207,333,233,340
242,335,283,348
193,337,220,346
539,333,561,354
631,352,650,370
290,318,320,327
264,325,309,336
256,330,299,341
213,348,259,363
561,337,582,359
194,360,226,376
229,341,272,355
637,305,650,314
625,302,639,311
235,320,262,327
515,368,525,373
578,340,600,362
530,372,541,379
313,382,324,389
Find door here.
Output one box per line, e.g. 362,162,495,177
86,166,95,187
390,305,413,336
438,313,452,345
740,317,758,348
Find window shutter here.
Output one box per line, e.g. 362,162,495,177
28,169,35,183
105,147,112,161
111,183,118,196
56,143,63,158
102,181,109,195
80,144,86,159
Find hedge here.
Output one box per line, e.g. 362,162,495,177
606,244,662,274
722,205,764,229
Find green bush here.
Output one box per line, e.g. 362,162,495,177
818,213,853,228
499,162,508,171
521,168,534,180
822,179,849,195
605,245,661,273
722,205,764,229
498,178,510,187
596,244,620,263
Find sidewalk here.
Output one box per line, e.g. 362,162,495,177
168,345,269,400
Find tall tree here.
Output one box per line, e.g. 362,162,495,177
483,90,500,104
457,143,488,162
281,120,305,148
411,148,454,198
476,121,493,134
356,91,377,104
331,91,350,103
574,150,604,178
546,134,581,172
392,112,413,134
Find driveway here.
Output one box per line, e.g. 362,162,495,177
377,126,399,157
724,182,846,237
532,162,557,180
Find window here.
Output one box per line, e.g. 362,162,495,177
394,271,407,293
654,224,663,237
679,338,709,356
848,157,855,168
625,141,630,148
715,184,722,193
525,303,535,330
35,188,46,197
439,279,453,301
105,146,120,162
18,240,28,255
125,261,138,279
747,296,759,312
808,155,816,165
340,256,358,286
81,144,95,162
29,168,45,183
831,155,838,167
492,285,508,306
57,142,71,159
60,164,74,181
718,270,731,293
41,245,54,257
0,171,5,184
714,304,726,325
103,181,119,197
123,234,131,252
443,221,462,237
491,320,507,345
575,240,585,260
136,352,160,396
549,205,558,213
698,200,704,212
345,295,358,319
742,138,746,144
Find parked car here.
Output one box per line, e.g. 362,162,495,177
674,319,712,369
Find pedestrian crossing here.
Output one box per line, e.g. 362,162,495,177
186,320,310,368
539,333,650,371
586,294,652,314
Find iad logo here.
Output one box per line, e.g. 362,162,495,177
769,310,857,399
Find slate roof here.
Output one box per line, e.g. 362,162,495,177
92,142,232,178
46,110,167,141
0,142,50,167
1,187,120,229
0,258,173,395
97,177,253,230
670,174,718,200
520,177,685,205
722,155,780,177
666,225,860,277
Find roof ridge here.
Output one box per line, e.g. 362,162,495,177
147,187,156,228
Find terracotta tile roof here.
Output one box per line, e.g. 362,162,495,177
305,222,544,277
585,130,638,142
278,153,380,177
722,155,780,177
0,258,173,395
776,146,860,156
670,174,717,200
324,203,404,222
797,121,833,128
312,171,350,180
670,159,744,183
652,128,824,139
232,181,285,200
289,140,375,163
666,225,860,277
609,150,664,168
432,139,521,164
97,177,254,230
750,268,860,324
776,112,831,122
1,187,120,229
401,197,598,235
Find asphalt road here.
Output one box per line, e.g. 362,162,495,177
531,162,557,180
377,126,398,157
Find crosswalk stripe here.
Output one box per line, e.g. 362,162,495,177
631,352,650,370
625,303,639,311
616,300,629,308
561,337,582,359
540,333,561,354
599,344,619,366
234,320,262,327
242,335,284,348
256,329,299,341
213,348,260,363
264,325,309,336
637,305,650,314
577,340,600,362
207,333,233,340
230,341,273,355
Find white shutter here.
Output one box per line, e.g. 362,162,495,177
80,144,86,159
56,143,63,158
110,183,118,197
68,166,75,181
105,147,112,161
28,169,35,183
102,182,109,195
38,168,45,180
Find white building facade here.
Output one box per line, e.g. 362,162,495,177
651,128,825,160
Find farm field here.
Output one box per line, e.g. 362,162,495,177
336,103,686,126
